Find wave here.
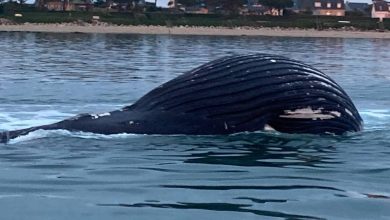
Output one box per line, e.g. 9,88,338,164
0,103,127,131
0,110,72,131
360,109,390,131
360,109,390,119
8,129,141,144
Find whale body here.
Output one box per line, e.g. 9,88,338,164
0,54,363,143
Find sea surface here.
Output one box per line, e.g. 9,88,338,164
0,32,389,220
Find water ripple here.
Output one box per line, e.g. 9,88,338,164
0,32,389,220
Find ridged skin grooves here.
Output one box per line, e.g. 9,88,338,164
1,54,363,143
129,54,363,134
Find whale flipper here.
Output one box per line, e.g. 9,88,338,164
0,54,363,143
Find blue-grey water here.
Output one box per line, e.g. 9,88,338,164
0,32,389,220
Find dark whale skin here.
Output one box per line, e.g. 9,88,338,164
0,54,363,143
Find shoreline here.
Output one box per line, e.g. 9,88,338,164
1,23,389,38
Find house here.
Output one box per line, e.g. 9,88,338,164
345,1,369,13
292,0,316,13
175,1,208,14
155,0,175,8
372,0,390,21
39,0,93,11
102,0,145,12
106,0,131,11
35,0,55,9
65,0,93,11
313,0,345,16
44,0,64,11
184,6,209,14
246,0,288,16
246,0,269,15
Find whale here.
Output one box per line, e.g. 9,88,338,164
0,54,363,143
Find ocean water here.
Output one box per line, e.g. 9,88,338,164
0,32,389,220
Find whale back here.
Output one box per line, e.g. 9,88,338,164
130,54,363,135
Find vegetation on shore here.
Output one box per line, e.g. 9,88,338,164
0,6,389,31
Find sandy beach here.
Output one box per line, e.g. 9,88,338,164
0,23,389,38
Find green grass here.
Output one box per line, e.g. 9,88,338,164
0,11,389,30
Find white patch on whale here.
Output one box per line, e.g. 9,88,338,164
345,108,353,117
330,111,341,117
91,112,111,119
279,107,341,120
264,124,275,131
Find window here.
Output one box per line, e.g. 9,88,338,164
337,3,342,8
315,2,321,7
327,3,331,8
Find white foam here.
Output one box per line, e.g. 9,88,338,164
359,109,390,131
0,112,18,123
37,194,74,199
8,129,68,144
360,109,390,119
345,190,390,199
345,191,368,199
69,131,139,140
8,129,140,144
0,194,22,199
0,110,73,130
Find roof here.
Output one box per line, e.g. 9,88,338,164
314,0,345,10
373,1,389,12
345,2,369,11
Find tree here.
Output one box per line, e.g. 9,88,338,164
260,0,293,9
94,0,106,7
205,0,245,14
0,0,4,15
176,0,198,6
259,0,293,16
34,0,45,8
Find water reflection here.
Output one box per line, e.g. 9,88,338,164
98,202,325,219
0,129,388,219
181,133,341,168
